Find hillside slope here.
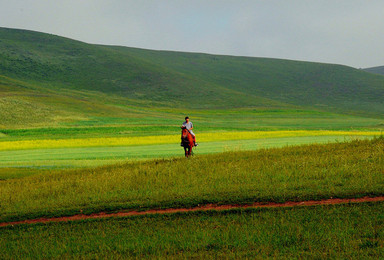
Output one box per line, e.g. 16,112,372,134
121,48,384,116
0,27,283,109
364,66,384,76
1,27,383,120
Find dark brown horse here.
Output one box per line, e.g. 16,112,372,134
181,126,194,157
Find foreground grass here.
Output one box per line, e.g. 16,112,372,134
0,137,382,222
1,202,383,258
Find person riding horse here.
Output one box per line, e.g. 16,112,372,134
181,116,198,147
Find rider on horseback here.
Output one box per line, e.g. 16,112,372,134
181,116,198,146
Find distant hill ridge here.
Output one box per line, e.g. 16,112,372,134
0,27,383,118
364,66,384,76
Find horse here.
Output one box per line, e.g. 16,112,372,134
181,126,194,157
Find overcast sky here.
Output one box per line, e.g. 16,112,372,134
1,0,383,68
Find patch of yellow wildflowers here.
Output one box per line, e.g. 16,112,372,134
0,130,381,151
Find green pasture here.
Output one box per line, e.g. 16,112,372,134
1,28,383,259
0,135,378,169
1,203,383,258
2,27,384,119
1,138,382,223
1,109,382,140
0,107,382,169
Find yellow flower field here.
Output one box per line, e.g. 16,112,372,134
0,130,381,151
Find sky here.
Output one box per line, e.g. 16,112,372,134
1,0,383,68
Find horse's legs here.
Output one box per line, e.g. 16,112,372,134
184,147,188,157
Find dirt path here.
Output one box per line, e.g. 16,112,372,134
1,196,383,227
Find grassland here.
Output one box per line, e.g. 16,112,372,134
1,202,383,258
1,108,382,139
0,27,383,258
119,46,384,117
0,130,380,151
365,65,384,75
1,26,384,128
0,133,380,169
1,137,382,223
1,102,381,168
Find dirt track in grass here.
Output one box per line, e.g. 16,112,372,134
1,196,383,227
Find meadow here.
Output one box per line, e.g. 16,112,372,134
1,89,382,259
1,108,382,139
1,27,384,258
1,202,383,258
0,130,380,151
0,108,382,168
1,137,382,223
2,27,384,118
0,134,380,169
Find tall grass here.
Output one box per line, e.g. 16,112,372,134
1,203,383,258
0,137,382,222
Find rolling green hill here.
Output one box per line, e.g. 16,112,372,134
364,66,384,76
0,27,383,129
0,27,279,109
122,48,384,116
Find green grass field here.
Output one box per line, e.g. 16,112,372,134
1,105,381,169
1,136,381,258
1,203,383,258
0,134,380,169
1,27,384,131
1,107,382,138
1,137,382,223
1,27,383,258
